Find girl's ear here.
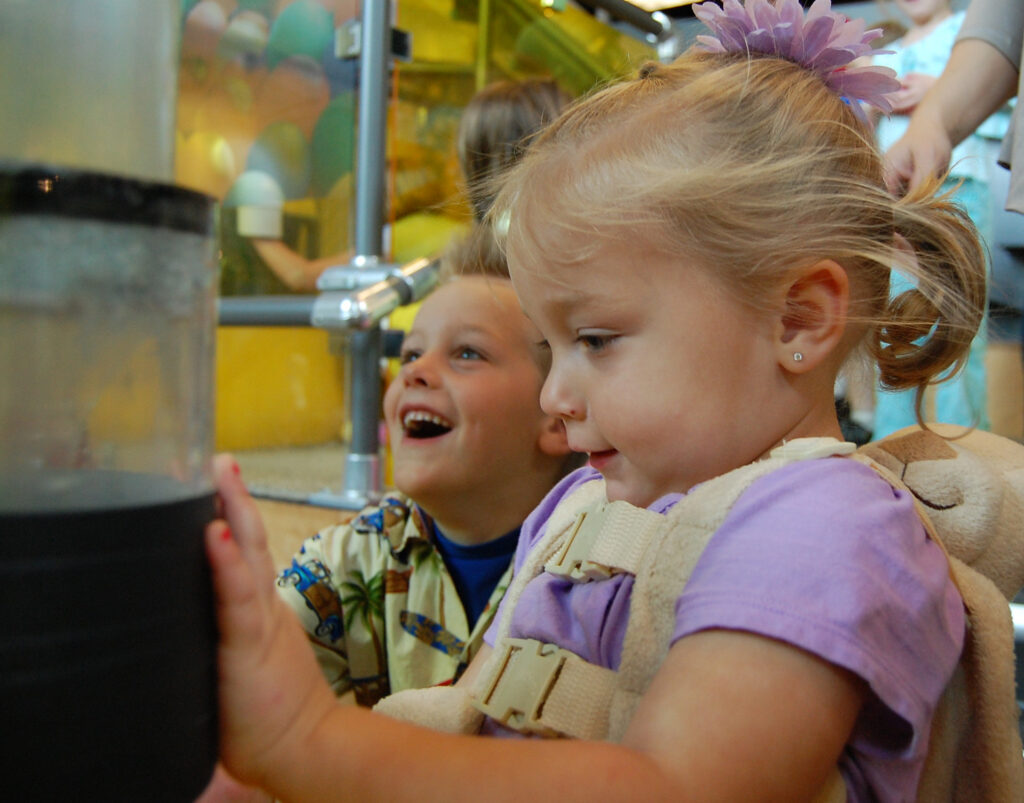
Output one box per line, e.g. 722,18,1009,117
537,415,572,457
774,259,849,373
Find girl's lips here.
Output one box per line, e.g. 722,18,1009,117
587,449,618,471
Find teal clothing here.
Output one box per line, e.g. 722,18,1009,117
875,13,1011,183
873,14,1010,437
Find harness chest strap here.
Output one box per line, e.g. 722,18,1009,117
472,438,859,742
544,500,666,581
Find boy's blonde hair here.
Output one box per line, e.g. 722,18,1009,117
438,221,508,280
492,51,986,416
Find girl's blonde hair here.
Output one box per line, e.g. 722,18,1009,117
491,51,986,416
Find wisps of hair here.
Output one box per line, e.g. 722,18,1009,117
438,223,509,281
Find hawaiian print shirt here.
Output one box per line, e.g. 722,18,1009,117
277,492,512,707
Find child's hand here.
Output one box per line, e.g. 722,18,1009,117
205,455,337,790
888,72,938,115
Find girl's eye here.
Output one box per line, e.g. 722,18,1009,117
399,350,421,365
576,332,614,352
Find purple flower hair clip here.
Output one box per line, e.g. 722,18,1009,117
692,0,900,119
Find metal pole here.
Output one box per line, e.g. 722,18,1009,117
218,296,317,326
585,0,667,36
354,0,389,257
475,0,491,91
335,0,392,505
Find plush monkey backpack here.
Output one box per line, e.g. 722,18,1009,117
378,424,1024,801
856,424,1024,801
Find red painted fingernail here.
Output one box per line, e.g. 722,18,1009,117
221,526,233,542
232,461,241,475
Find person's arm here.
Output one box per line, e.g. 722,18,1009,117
251,239,350,292
885,38,1018,193
206,455,864,803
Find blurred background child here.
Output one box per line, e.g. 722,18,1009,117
870,0,1011,436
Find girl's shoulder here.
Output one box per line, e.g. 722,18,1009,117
723,455,923,547
677,456,963,765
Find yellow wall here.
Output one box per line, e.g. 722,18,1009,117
215,327,346,451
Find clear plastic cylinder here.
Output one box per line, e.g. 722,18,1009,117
0,0,179,183
0,163,219,801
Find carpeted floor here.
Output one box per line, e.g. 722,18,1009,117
234,442,363,569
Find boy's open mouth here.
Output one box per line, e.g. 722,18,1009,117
402,410,453,439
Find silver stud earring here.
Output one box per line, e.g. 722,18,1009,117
793,352,804,362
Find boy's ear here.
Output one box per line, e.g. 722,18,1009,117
774,259,849,373
537,415,572,457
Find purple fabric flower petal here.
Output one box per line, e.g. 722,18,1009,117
718,17,758,51
695,34,727,53
800,15,834,61
828,65,900,107
692,1,726,25
691,0,897,116
750,0,778,30
812,46,861,73
777,0,802,28
805,0,832,27
771,22,797,58
746,27,777,55
862,27,884,45
722,0,747,19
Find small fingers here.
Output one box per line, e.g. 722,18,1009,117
205,520,264,648
883,157,910,197
213,454,279,591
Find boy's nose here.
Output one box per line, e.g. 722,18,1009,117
402,352,440,388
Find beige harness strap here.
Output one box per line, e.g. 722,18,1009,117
473,637,617,739
473,439,859,744
545,500,665,581
611,438,857,740
472,481,606,706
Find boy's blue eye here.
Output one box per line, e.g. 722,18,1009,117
399,350,420,365
455,346,483,360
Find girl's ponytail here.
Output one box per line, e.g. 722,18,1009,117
868,177,987,411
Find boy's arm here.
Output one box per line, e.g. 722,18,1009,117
885,37,1018,194
208,455,865,802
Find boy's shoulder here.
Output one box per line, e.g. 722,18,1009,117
300,492,435,566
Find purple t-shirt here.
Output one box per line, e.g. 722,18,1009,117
483,459,965,802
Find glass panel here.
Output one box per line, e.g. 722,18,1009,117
174,0,654,456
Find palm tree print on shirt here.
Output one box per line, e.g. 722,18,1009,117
340,569,386,677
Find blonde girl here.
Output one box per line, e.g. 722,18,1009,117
203,2,988,801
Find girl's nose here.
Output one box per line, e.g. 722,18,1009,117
540,364,583,421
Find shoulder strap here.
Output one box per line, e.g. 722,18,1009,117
609,438,857,739
473,480,604,687
473,439,857,742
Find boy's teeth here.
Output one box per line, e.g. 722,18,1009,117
402,410,454,438
403,411,452,428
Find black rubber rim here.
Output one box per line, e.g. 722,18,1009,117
0,161,215,234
